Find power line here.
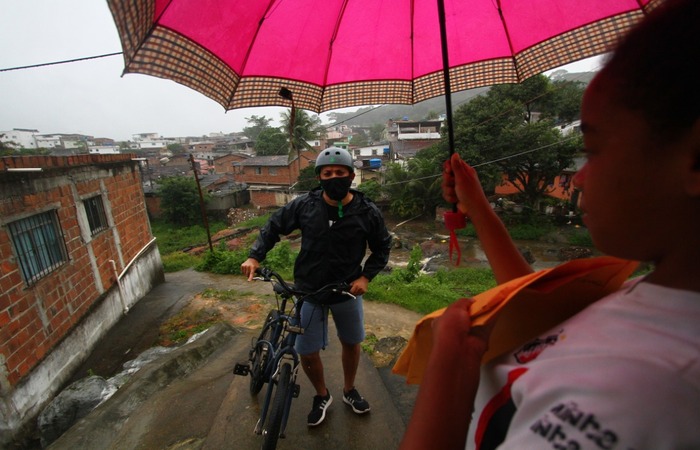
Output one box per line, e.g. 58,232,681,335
382,134,579,187
0,52,123,72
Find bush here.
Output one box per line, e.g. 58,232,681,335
195,244,249,274
567,228,594,247
194,240,298,280
159,176,209,225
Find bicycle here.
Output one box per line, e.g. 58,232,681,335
234,267,354,450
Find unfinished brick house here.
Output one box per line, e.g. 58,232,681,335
212,152,250,175
0,155,163,446
235,149,317,208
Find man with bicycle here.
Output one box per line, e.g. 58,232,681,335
241,147,392,427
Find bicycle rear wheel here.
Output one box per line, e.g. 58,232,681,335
250,311,278,396
262,362,292,450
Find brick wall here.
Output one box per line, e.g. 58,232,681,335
0,154,154,387
239,165,296,186
250,189,295,208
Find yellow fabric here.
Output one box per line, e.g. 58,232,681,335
392,256,639,384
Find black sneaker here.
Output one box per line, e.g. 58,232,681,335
307,391,333,426
343,388,370,414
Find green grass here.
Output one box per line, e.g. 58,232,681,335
201,287,260,302
366,267,497,314
240,214,272,229
161,251,203,273
151,219,228,255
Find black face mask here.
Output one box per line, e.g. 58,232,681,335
320,176,352,201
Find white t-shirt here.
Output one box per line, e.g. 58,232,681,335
467,280,700,450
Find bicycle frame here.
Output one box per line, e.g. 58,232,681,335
254,294,303,438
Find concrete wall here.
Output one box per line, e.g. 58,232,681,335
0,154,164,446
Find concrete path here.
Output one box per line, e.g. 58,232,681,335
47,269,422,450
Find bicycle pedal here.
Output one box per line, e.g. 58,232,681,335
233,363,250,376
292,383,300,398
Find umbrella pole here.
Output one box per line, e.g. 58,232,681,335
437,0,465,266
437,0,455,159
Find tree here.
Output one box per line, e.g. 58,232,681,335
369,123,385,143
350,132,369,147
280,108,322,174
544,80,586,124
383,145,444,218
159,176,207,225
449,75,582,208
497,121,581,207
425,110,440,120
1,138,15,156
280,109,321,151
488,74,553,123
450,93,524,191
254,128,288,155
243,115,274,141
356,179,382,201
293,165,320,192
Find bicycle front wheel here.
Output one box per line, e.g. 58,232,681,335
262,362,292,450
250,311,278,396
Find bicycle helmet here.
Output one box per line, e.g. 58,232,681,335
315,147,354,174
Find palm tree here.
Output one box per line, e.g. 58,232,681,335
280,109,323,171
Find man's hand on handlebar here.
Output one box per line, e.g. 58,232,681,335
240,257,260,282
349,275,369,296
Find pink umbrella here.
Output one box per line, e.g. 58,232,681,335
108,0,656,265
108,0,655,115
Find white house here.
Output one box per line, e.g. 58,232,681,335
0,128,39,149
352,145,389,159
34,135,63,149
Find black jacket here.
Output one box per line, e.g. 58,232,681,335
249,188,392,293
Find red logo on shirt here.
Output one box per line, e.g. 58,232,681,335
513,331,562,364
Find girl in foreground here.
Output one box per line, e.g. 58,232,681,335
401,1,700,448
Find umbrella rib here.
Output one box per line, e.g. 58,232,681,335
226,0,279,108
495,0,522,82
320,0,351,105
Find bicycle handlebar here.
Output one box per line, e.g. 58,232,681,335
254,267,356,300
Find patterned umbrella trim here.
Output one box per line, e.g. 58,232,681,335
109,0,651,113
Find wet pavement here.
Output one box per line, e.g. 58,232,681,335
45,269,423,450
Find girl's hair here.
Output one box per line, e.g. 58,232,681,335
599,0,699,142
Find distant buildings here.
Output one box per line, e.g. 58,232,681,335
1,128,116,154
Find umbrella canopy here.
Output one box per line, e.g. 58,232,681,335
108,0,656,114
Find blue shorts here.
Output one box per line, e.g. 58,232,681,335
294,295,365,355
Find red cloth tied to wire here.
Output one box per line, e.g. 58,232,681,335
444,211,466,265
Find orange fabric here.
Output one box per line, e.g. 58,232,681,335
392,257,639,384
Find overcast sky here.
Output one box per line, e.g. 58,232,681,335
0,0,604,143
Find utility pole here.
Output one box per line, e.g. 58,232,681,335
189,154,213,252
